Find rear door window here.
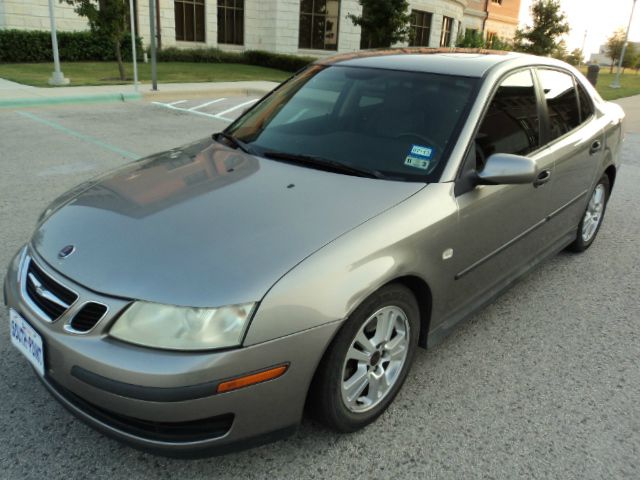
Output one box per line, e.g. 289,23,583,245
537,69,581,141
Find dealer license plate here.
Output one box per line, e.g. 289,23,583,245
9,309,45,376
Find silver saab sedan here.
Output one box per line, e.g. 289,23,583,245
4,49,624,456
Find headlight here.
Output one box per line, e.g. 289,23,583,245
110,301,255,351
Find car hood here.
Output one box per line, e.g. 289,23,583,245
32,139,424,307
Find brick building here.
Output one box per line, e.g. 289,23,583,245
485,0,521,43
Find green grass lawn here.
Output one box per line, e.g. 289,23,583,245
0,61,291,87
580,67,640,101
3,61,640,101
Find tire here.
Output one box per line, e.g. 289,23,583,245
567,174,610,253
310,283,420,432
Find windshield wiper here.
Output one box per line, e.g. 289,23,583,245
212,132,255,155
262,151,386,179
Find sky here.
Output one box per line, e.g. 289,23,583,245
518,0,640,56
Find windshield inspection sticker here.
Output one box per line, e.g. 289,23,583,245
404,144,435,170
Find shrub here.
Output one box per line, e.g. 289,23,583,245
455,30,512,51
242,50,316,72
0,29,315,72
0,30,143,63
156,47,315,72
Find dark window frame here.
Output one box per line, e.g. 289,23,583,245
534,67,586,146
409,9,433,47
475,69,543,159
174,0,206,43
575,80,596,123
455,67,548,191
218,0,245,45
298,0,341,51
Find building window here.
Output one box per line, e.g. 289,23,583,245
492,0,503,4
175,0,205,42
299,0,340,50
440,16,453,47
486,31,497,47
409,10,432,47
218,0,244,45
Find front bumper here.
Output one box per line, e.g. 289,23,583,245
4,246,340,457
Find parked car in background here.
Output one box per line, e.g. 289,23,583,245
4,48,625,456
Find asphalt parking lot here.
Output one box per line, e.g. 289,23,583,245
1,95,639,479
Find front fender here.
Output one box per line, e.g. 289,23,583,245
244,183,459,346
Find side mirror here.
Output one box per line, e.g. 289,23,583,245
476,153,538,185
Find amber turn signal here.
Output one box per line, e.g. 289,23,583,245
216,364,288,394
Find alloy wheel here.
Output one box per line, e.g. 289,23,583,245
582,184,606,243
340,306,410,413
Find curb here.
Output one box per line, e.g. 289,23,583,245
0,92,142,109
140,86,274,101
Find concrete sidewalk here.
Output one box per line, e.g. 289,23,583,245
0,78,279,108
613,95,640,133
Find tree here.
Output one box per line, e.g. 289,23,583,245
349,0,411,49
605,28,626,74
551,39,568,61
514,0,570,56
622,43,637,73
62,0,129,80
565,48,584,66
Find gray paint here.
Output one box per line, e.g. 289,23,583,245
32,140,423,308
3,51,626,455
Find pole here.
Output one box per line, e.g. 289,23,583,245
579,30,587,68
611,0,638,88
129,0,138,92
149,0,158,91
47,0,69,85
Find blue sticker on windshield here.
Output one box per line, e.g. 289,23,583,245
409,144,435,160
404,145,435,170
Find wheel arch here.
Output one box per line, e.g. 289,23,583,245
304,274,434,416
387,275,433,348
604,164,616,191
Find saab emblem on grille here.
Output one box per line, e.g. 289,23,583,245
58,245,76,259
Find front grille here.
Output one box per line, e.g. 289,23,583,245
69,303,108,332
24,258,78,321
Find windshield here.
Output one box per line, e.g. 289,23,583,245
226,65,478,181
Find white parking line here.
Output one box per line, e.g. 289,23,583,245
151,102,233,123
188,98,226,111
152,101,228,121
151,97,259,123
213,99,259,119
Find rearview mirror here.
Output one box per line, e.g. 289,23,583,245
477,153,537,185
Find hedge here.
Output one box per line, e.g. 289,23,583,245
0,30,143,63
0,29,316,73
156,47,316,73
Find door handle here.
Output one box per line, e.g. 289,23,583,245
533,169,551,187
590,140,602,155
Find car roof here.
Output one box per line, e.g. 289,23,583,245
315,48,535,78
